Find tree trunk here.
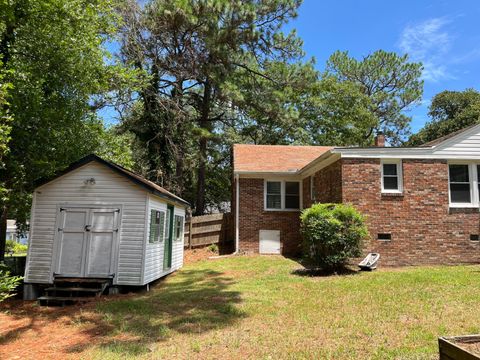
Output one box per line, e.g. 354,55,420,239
194,80,211,215
0,207,8,262
195,137,207,215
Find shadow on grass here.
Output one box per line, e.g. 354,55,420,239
66,269,245,356
291,267,360,277
288,257,360,277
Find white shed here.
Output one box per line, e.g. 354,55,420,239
24,154,189,299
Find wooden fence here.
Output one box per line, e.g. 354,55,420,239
184,213,233,249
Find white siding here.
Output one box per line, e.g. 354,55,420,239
433,127,480,157
25,162,148,285
143,195,185,284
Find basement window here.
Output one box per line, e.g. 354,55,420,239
470,234,479,241
378,233,392,241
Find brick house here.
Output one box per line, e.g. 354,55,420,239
232,125,480,266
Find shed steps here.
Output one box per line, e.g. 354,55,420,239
38,277,112,306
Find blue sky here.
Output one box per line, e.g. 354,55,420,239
290,0,480,132
101,0,480,133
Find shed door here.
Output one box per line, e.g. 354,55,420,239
57,208,89,277
57,207,119,278
259,230,281,254
85,209,118,277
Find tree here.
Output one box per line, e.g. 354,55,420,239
117,0,313,215
0,0,123,260
325,50,424,145
407,89,480,146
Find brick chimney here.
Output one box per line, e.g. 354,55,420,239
374,133,385,147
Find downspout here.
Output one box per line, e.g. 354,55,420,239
234,173,240,254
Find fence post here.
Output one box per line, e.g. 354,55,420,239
188,210,193,249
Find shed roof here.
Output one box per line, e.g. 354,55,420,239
233,144,333,173
36,154,190,207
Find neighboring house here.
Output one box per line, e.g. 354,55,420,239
24,154,189,295
233,124,480,266
6,220,29,244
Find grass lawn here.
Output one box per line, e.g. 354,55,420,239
80,256,480,360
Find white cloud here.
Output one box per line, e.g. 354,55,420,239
398,17,455,82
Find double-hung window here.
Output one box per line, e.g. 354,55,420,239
381,160,402,193
174,215,184,242
449,164,473,205
149,209,166,243
265,180,300,210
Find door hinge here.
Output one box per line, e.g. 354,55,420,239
58,228,63,232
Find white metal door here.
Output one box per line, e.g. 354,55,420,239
259,230,281,254
56,207,119,278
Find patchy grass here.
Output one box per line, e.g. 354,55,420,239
2,256,480,359
88,257,480,359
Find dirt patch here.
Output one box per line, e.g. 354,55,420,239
0,295,137,360
184,247,218,264
454,340,480,356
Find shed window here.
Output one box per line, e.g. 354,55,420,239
381,161,402,193
449,164,471,203
174,215,184,242
265,180,301,210
149,210,165,243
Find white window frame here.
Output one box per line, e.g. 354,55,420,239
264,179,302,211
448,162,479,208
381,159,403,194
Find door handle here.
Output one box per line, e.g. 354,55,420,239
85,225,91,232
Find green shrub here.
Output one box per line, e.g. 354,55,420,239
0,264,23,302
5,239,28,255
300,203,368,271
207,243,219,253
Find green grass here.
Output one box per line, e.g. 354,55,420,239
86,256,480,359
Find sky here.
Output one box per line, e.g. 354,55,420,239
289,0,480,132
101,0,480,134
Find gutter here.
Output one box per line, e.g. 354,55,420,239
234,174,240,254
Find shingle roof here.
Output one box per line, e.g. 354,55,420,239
233,144,333,173
36,154,190,207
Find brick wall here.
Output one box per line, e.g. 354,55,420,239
236,158,480,266
313,161,343,203
341,158,480,266
237,178,301,255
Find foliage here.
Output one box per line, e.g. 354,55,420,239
300,203,368,271
325,50,424,145
5,239,27,255
207,243,219,253
0,0,129,258
93,124,135,170
0,265,22,302
407,89,480,146
117,0,314,214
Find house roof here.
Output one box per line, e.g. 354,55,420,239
36,154,190,207
233,144,333,173
422,123,479,146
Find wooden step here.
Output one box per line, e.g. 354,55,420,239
53,277,111,283
37,296,93,303
45,287,101,293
